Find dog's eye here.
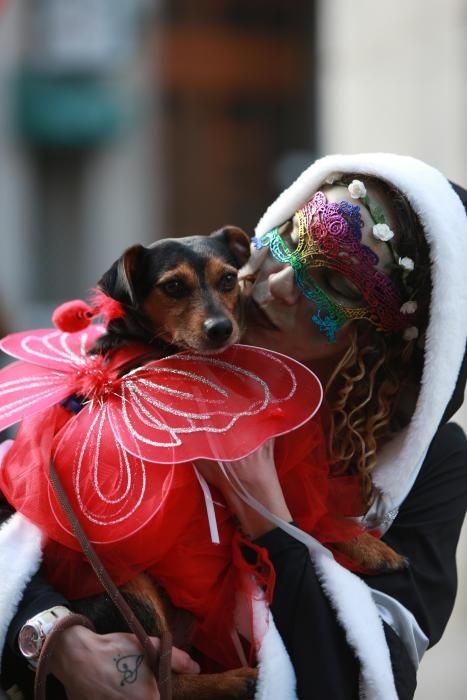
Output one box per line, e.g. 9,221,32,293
219,272,238,292
161,279,188,298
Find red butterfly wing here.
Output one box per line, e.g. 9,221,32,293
0,326,105,371
108,345,322,463
0,361,72,431
50,404,174,545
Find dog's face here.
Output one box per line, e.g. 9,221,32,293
98,226,251,353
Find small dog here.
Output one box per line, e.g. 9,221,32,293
72,226,257,700
91,226,251,358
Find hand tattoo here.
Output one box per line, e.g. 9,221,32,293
114,654,144,686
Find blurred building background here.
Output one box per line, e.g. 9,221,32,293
0,1,465,697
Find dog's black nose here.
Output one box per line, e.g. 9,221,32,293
203,317,233,344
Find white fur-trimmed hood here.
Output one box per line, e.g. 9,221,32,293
256,153,467,514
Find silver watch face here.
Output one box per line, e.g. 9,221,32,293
18,624,42,658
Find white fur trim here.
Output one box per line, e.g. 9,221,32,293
257,153,467,511
250,547,398,700
313,550,398,700
253,599,297,700
0,513,43,668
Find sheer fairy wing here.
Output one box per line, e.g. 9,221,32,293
12,344,320,545
49,404,174,545
0,361,72,431
108,344,323,464
0,326,105,371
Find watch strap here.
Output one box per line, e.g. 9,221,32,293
19,605,73,664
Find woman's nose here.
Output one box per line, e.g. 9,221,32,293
268,266,301,304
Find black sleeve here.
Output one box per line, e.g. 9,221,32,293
0,489,14,523
254,526,360,700
360,422,467,647
254,526,417,700
0,493,70,689
1,568,70,693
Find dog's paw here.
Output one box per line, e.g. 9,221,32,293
173,666,257,700
334,533,408,573
219,667,257,699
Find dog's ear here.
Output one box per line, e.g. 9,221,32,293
97,244,146,306
210,226,251,268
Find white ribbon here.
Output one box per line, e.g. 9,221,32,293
216,460,333,559
192,464,221,544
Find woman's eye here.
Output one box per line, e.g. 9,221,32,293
161,279,188,298
219,272,238,292
324,272,362,302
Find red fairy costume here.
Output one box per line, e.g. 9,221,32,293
0,325,362,668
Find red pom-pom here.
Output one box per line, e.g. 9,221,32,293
52,300,94,332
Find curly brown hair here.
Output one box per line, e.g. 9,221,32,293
324,176,431,509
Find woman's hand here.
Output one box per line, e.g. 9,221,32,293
195,440,292,538
49,625,200,700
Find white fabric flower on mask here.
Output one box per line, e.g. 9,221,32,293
399,256,415,271
403,326,419,341
372,223,394,242
348,180,367,199
400,300,418,314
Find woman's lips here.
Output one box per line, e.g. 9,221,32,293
246,298,279,330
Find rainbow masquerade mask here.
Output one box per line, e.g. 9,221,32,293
253,190,416,342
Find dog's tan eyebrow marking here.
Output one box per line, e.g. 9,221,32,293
205,257,237,284
157,263,198,287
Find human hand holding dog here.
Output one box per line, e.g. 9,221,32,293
49,625,200,699
195,440,292,539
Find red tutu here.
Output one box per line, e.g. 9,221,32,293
1,411,362,668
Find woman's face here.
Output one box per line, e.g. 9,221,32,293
241,184,395,366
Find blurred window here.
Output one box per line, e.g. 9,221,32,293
157,0,316,236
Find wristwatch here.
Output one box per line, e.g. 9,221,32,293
18,605,72,667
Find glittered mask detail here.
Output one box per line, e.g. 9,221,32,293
254,191,416,341
255,227,363,342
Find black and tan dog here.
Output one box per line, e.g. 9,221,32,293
91,226,251,359
72,226,257,700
